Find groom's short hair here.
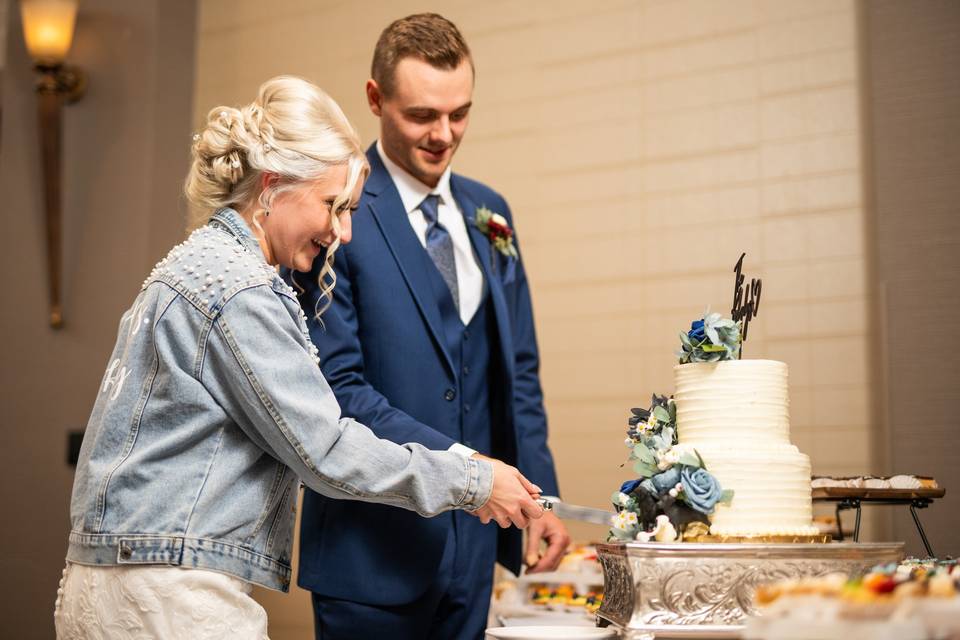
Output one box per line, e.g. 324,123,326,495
372,13,473,98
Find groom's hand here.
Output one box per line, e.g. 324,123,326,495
470,454,544,528
523,511,571,573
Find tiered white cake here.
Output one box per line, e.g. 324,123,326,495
674,359,819,537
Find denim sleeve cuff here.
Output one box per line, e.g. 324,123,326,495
461,457,493,511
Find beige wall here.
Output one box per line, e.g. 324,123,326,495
194,1,877,636
0,2,196,638
2,1,953,638
863,0,960,559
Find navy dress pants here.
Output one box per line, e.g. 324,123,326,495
311,511,497,640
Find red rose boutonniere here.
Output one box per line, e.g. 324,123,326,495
474,206,518,259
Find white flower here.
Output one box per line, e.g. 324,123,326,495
656,447,681,471
490,213,508,227
624,437,634,449
615,492,633,507
635,515,679,542
611,510,639,533
653,515,679,542
668,488,678,498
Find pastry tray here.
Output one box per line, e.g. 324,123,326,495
812,487,945,501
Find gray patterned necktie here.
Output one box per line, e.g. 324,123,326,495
419,194,459,312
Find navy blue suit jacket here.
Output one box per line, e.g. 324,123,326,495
293,146,559,605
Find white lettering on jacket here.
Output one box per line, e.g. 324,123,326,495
120,297,149,338
102,358,131,402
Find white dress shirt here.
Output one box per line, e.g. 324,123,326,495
376,141,484,326
376,141,481,459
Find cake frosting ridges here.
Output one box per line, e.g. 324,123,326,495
673,359,819,537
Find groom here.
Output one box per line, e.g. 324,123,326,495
293,13,569,639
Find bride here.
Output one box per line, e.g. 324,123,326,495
54,75,542,639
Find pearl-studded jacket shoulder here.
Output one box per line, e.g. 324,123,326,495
65,208,492,591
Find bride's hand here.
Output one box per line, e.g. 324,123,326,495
470,454,544,528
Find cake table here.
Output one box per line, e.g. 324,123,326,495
594,541,904,639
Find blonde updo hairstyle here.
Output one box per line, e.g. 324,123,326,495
185,75,368,317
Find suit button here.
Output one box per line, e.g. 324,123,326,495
444,389,456,401
463,330,471,340
464,403,471,414
463,366,470,376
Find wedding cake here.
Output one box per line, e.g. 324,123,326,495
674,359,819,537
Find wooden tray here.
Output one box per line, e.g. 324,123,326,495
812,487,945,501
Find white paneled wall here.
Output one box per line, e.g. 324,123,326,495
195,2,872,635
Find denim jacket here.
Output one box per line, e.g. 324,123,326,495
66,208,493,591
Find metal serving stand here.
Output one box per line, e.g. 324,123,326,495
594,541,904,639
811,487,946,557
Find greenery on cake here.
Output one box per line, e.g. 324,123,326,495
678,311,742,364
609,395,733,542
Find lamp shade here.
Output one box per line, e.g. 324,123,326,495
20,0,78,65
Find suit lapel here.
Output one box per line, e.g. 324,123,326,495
452,175,516,383
364,148,456,378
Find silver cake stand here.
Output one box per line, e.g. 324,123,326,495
594,541,904,639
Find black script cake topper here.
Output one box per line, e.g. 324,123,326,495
731,252,761,353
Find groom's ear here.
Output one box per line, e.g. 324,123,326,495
366,80,383,117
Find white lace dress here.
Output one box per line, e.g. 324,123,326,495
54,562,270,639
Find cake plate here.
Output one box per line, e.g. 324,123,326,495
594,541,904,639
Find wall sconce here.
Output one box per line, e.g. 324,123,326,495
20,0,86,328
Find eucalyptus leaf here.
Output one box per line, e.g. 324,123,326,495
719,489,735,505
633,444,656,464
633,460,658,478
704,324,721,346
653,405,670,423
661,427,676,446
678,452,701,468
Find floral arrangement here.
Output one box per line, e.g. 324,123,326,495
608,394,733,542
678,311,742,364
474,206,518,259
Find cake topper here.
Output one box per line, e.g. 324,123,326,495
731,252,761,349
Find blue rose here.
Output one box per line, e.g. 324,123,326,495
680,466,723,514
688,319,706,343
650,467,681,494
639,479,657,494
620,478,643,495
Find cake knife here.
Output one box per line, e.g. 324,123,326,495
536,498,614,526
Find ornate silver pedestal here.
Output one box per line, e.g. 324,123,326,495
595,541,903,639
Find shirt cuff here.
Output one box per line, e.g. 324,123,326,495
448,442,477,458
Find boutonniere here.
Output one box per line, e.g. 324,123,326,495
474,206,518,259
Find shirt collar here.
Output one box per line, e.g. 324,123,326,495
376,139,454,213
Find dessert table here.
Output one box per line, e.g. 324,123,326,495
811,487,946,556
594,541,903,639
